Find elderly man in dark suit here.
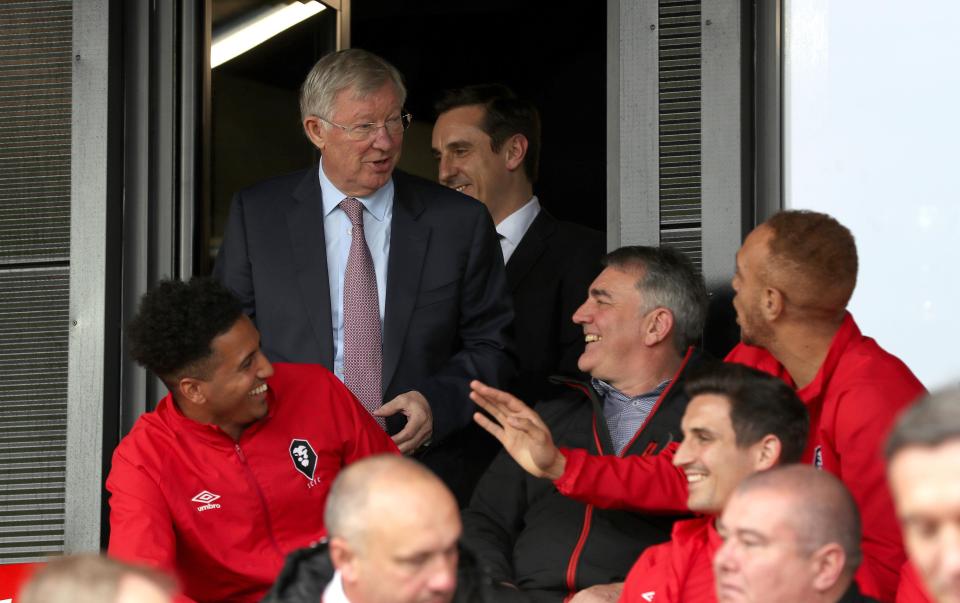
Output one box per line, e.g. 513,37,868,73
432,84,605,404
214,49,514,501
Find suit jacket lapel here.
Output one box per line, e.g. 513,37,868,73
505,208,556,291
287,166,335,368
382,174,429,394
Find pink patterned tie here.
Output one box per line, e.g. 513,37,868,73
340,197,385,428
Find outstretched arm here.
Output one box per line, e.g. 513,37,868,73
470,380,566,479
471,380,688,513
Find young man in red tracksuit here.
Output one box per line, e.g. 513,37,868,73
724,210,925,601
472,363,809,603
105,278,398,603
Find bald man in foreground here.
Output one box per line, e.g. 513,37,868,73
262,455,487,603
715,465,878,603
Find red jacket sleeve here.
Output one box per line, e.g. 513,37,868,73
106,449,197,603
620,542,676,603
332,376,400,461
554,443,688,513
833,385,910,602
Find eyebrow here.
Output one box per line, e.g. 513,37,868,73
688,427,716,439
589,287,612,301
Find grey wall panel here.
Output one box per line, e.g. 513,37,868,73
0,1,72,264
0,268,69,562
0,0,73,562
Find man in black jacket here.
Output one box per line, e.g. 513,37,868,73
261,455,491,603
461,245,710,603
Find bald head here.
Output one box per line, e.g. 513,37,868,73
736,465,862,571
715,466,861,603
325,455,461,603
325,455,456,548
760,211,858,316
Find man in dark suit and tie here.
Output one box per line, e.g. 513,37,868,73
214,49,515,501
432,84,605,403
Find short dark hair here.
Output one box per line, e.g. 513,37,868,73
885,386,960,459
127,277,244,383
601,245,708,354
686,363,809,463
764,210,858,315
434,83,541,183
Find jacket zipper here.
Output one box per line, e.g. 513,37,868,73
235,443,284,556
562,347,695,598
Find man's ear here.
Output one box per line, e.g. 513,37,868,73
303,116,326,151
809,543,846,592
761,286,785,321
753,434,782,471
177,376,207,407
643,308,675,347
502,133,528,172
330,537,359,581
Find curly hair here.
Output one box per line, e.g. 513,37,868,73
127,277,243,381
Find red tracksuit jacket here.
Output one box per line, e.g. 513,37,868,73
726,313,925,602
106,363,398,603
619,516,719,603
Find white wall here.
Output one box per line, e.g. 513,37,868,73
784,0,960,390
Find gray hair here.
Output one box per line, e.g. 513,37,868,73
299,48,407,124
886,386,960,459
602,245,708,354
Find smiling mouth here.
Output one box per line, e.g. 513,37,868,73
249,383,267,396
584,334,601,343
686,473,706,484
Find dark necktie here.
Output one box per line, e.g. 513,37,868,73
339,197,385,428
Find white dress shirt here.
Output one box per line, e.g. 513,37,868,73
318,160,393,380
496,196,541,264
322,570,352,603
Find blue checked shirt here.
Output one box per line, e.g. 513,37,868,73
593,378,671,455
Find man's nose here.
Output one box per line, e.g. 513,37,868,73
571,300,591,325
427,558,458,594
438,155,455,185
257,353,274,379
371,123,398,149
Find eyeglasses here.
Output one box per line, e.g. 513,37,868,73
319,113,413,141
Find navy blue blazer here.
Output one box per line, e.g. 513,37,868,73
214,167,516,445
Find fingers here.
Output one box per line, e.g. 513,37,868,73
391,407,430,455
470,380,528,412
473,411,505,442
374,397,402,418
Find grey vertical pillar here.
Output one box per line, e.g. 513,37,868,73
607,0,660,250
700,0,749,288
66,0,113,554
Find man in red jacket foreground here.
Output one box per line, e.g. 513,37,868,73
105,278,398,603
471,363,809,602
715,466,878,603
724,210,925,600
885,387,960,603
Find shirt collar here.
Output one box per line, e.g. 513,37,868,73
322,570,351,603
318,159,393,222
496,196,540,245
591,377,670,402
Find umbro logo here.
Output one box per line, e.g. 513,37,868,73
192,490,222,512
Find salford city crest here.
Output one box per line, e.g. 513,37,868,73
289,439,318,480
